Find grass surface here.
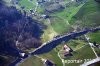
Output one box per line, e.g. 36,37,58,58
19,56,43,66
68,40,86,50
19,0,36,11
70,0,100,28
88,31,100,44
50,17,73,34
39,49,63,66
65,44,96,66
50,2,84,21
61,39,97,66
88,31,100,56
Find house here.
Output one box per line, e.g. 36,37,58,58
20,53,25,57
93,41,100,48
42,59,56,66
45,60,56,66
63,44,73,57
63,44,73,52
41,14,49,19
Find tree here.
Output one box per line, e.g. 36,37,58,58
0,0,44,56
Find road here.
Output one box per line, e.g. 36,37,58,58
84,35,99,58
9,27,100,66
30,27,100,55
58,49,65,66
80,35,100,66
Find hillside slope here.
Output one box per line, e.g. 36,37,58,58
70,0,100,29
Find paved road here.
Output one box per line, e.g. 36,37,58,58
9,27,100,66
85,35,99,58
30,27,100,55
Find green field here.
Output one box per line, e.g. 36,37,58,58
17,0,85,35
65,45,96,66
48,1,84,34
70,0,100,28
67,39,86,50
19,56,43,66
39,49,63,66
64,40,96,66
18,0,36,11
88,31,100,44
50,17,73,34
18,0,44,13
88,31,100,56
50,3,84,21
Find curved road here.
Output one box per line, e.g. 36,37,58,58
9,27,100,66
30,27,100,55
